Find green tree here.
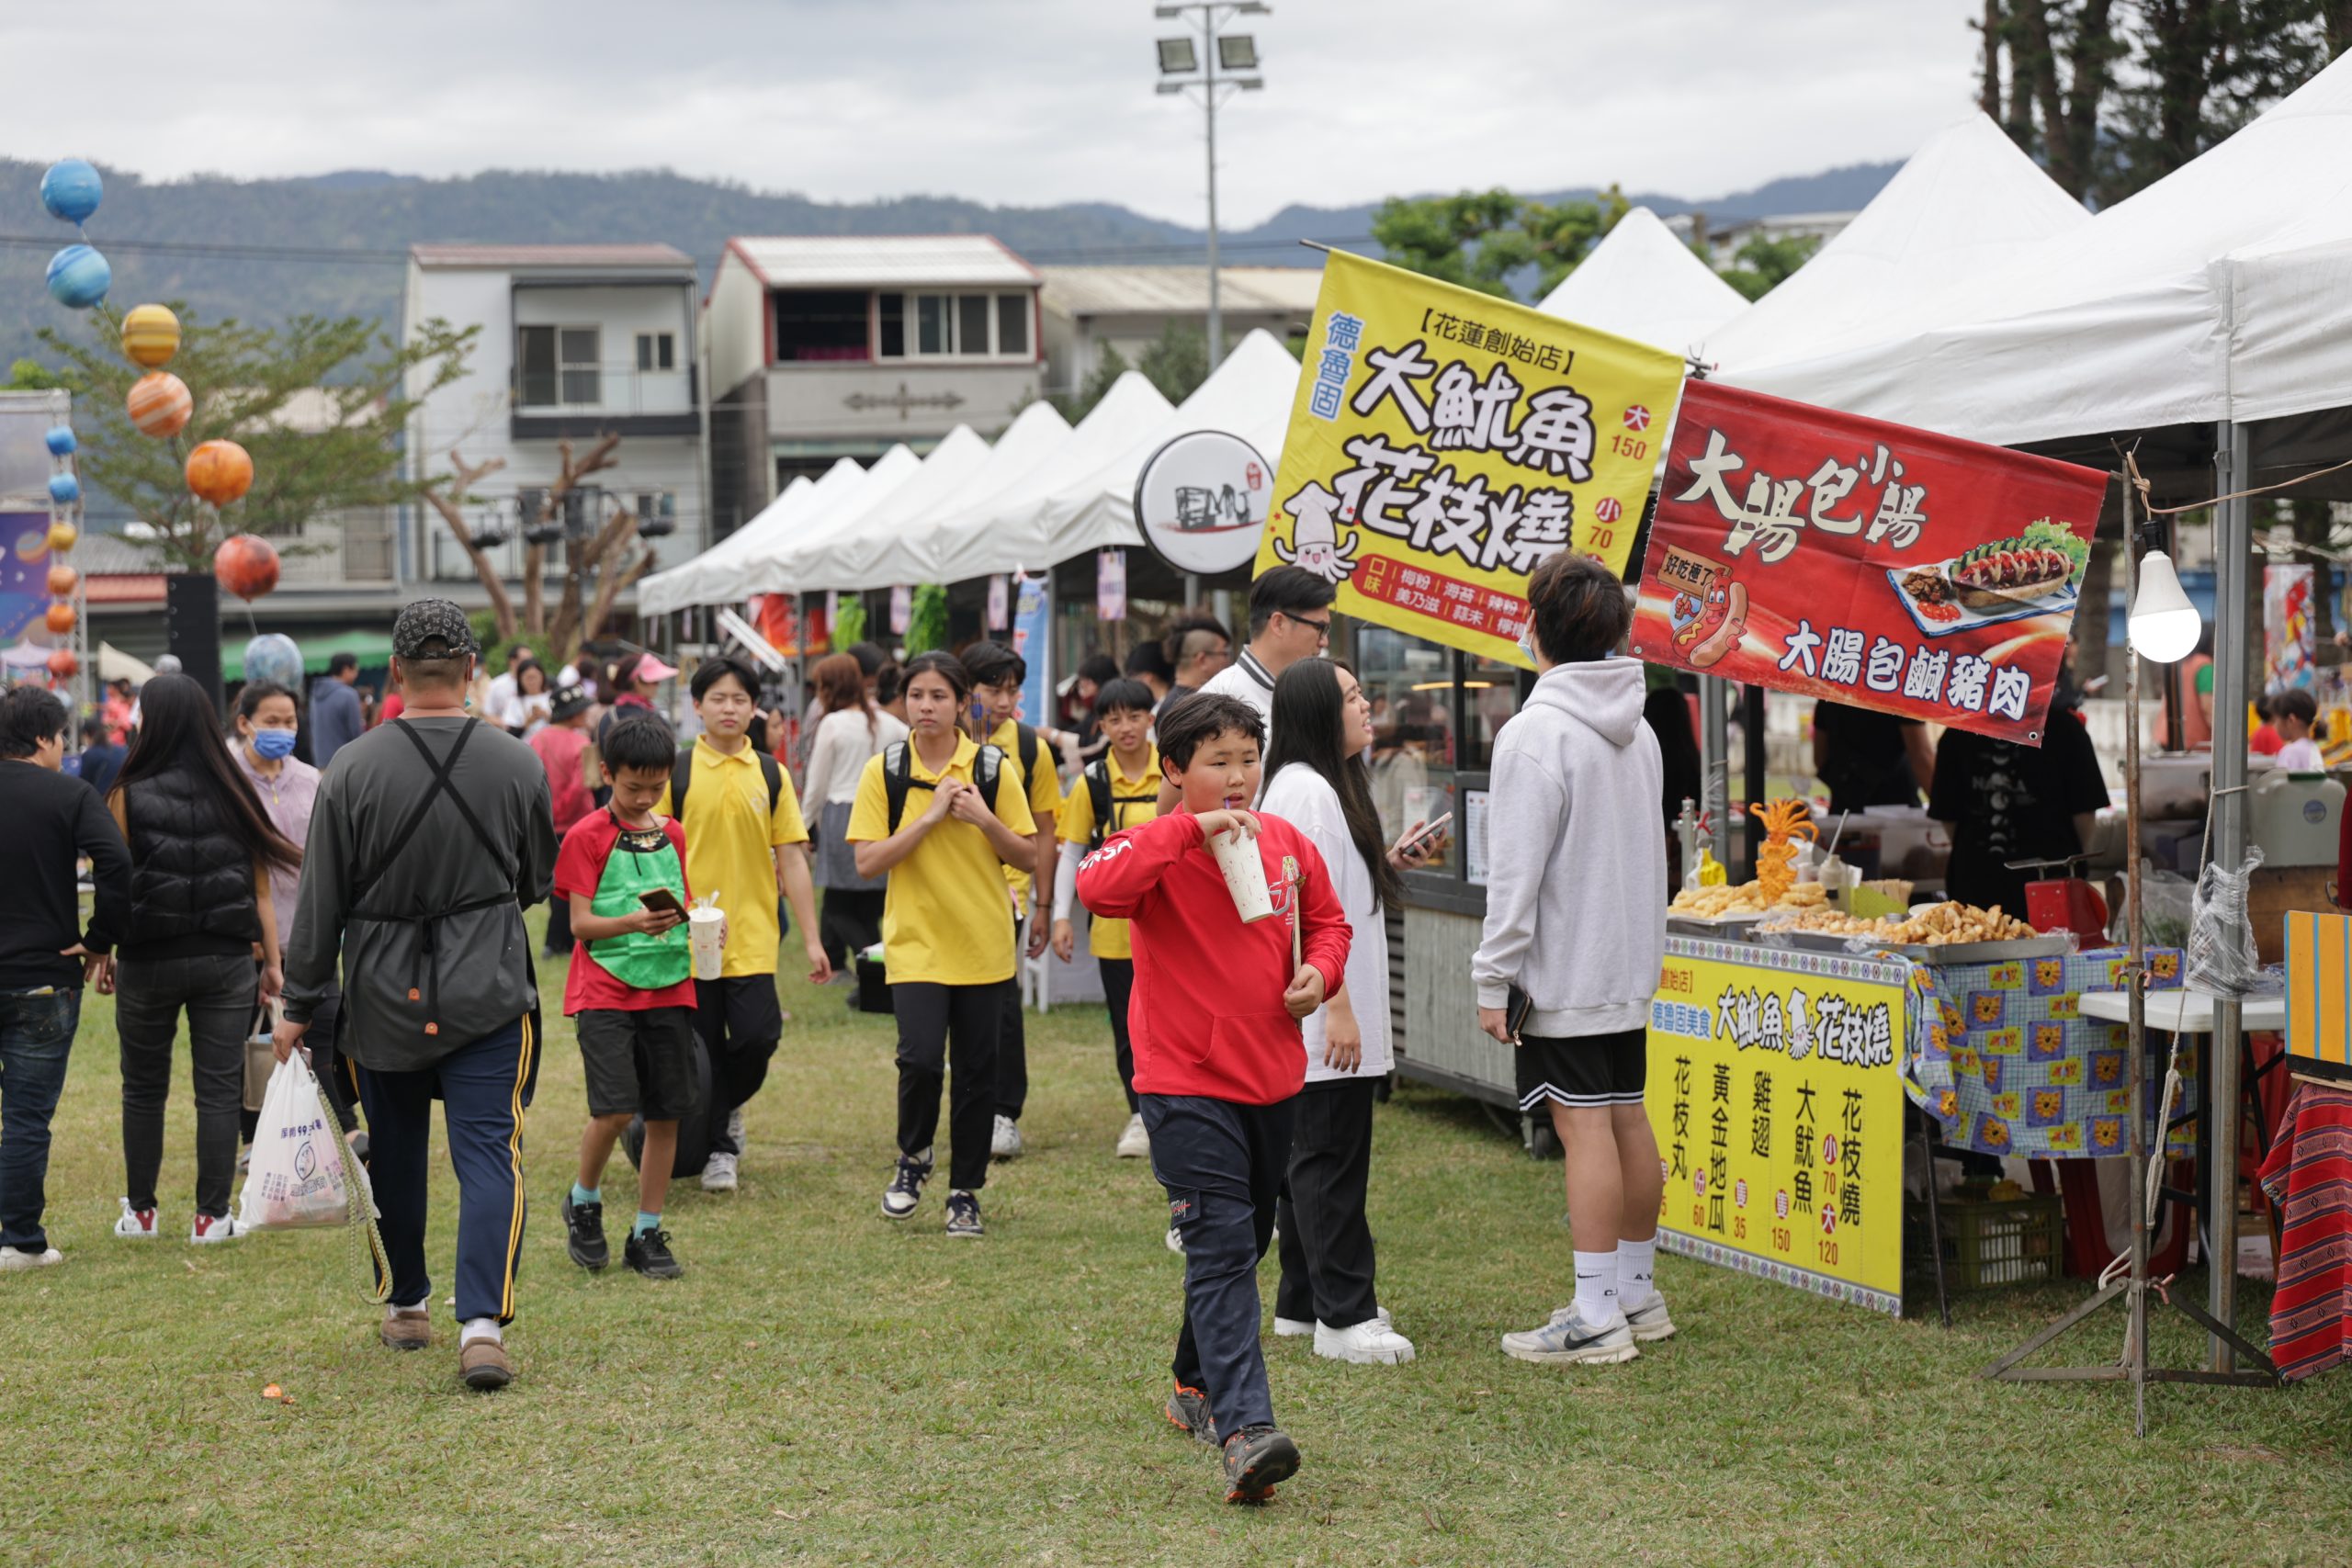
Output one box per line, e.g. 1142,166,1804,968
906,583,950,655
6,358,62,390
1052,342,1131,423
1718,234,1824,302
1137,321,1209,404
831,594,867,652
37,304,475,571
1369,186,1630,301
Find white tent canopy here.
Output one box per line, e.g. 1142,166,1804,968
1535,206,1748,358
1708,114,2087,379
741,430,984,596
641,464,845,615
813,400,1070,589
733,443,923,600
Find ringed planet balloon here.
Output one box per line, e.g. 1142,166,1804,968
213,534,280,601
47,519,77,553
242,633,302,691
43,425,76,457
127,372,193,437
44,244,110,310
39,159,102,224
47,472,79,507
186,440,254,506
120,304,181,368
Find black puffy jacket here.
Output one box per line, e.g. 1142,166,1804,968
118,764,263,960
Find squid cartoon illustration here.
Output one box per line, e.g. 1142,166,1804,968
1272,479,1361,586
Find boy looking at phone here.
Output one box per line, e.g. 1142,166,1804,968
1076,693,1350,1506
557,715,701,1280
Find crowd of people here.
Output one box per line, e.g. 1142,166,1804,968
0,558,1681,1505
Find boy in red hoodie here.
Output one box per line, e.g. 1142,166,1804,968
1076,692,1350,1505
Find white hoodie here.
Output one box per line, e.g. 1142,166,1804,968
1471,660,1666,1036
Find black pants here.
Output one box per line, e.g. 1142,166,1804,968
1275,1077,1381,1330
895,979,1008,1192
695,974,783,1157
996,919,1028,1121
1101,958,1137,1113
118,951,256,1219
1144,1092,1296,1438
820,887,884,972
542,897,574,957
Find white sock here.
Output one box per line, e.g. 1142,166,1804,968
460,1315,502,1348
386,1303,426,1321
1620,1237,1657,1308
1573,1249,1618,1322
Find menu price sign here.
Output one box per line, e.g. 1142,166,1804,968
1631,380,2109,746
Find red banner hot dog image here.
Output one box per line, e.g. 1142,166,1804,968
1659,544,1748,669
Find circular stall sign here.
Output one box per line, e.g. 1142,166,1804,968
1132,430,1271,576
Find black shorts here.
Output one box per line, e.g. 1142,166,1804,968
576,1007,698,1121
695,974,785,1061
1516,1025,1647,1111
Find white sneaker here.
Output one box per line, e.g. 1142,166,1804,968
0,1245,62,1270
1165,1225,1186,1256
1272,1315,1315,1337
1316,1315,1418,1364
1115,1112,1150,1159
700,1150,740,1193
1500,1302,1638,1366
112,1199,159,1240
188,1213,244,1244
726,1105,747,1156
990,1115,1023,1160
1621,1291,1676,1343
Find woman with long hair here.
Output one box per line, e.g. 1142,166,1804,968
805,651,908,971
1260,657,1437,1364
107,674,302,1244
847,651,1036,1238
511,660,554,737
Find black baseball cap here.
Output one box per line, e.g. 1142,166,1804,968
391,598,481,660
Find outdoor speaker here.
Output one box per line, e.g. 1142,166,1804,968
164,571,221,705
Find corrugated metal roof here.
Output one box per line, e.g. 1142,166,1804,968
729,235,1039,288
1038,265,1325,319
411,243,693,270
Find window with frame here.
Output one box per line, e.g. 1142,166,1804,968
634,491,677,523
518,325,602,407
635,332,676,372
774,290,872,362
874,291,1034,360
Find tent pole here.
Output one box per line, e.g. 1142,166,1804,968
2207,418,2251,1373
1700,675,1732,871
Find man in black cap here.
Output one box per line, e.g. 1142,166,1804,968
277,599,559,1391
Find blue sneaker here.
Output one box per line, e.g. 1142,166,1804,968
1499,1303,1638,1366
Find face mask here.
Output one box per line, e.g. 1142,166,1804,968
252,728,298,761
1517,626,1538,664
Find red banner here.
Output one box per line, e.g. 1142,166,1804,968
1631,380,2110,746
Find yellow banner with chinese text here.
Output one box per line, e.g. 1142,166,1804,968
1254,250,1687,667
1645,939,1911,1316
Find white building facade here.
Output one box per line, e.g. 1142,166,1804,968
1036,265,1322,400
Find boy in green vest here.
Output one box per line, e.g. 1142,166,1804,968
557,716,701,1280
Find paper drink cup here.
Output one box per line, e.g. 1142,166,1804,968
689,906,726,981
1209,826,1277,924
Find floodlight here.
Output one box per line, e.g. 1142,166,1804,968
1218,34,1258,69
1158,37,1198,73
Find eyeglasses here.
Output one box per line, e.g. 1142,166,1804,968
1285,614,1332,642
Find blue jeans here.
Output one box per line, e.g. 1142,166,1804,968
0,987,83,1251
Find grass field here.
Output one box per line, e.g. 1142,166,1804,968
6,919,2350,1566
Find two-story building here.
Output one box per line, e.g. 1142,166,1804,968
401,243,708,612
1035,265,1322,402
701,235,1044,538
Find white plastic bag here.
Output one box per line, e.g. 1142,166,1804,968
236,1054,354,1231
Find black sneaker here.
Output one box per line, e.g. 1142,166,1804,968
1222,1425,1300,1505
881,1154,930,1220
1163,1383,1217,1446
562,1196,607,1270
624,1226,682,1279
944,1189,983,1238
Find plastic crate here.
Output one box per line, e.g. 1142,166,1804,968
1905,1193,2064,1293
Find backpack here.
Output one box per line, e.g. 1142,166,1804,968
884,740,1006,834
669,744,783,821
1082,758,1159,852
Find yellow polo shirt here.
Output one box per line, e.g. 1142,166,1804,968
989,717,1064,909
846,734,1035,987
1055,745,1159,960
656,737,808,977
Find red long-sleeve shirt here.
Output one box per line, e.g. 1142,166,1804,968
1077,809,1351,1105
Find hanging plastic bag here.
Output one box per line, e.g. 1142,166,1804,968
2186,842,2267,997
237,1053,355,1231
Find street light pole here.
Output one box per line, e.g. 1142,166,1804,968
1155,3,1267,373
1203,12,1220,366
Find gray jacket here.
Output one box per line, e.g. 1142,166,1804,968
283,716,558,1071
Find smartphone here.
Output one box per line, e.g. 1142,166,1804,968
639,888,686,919
1400,812,1454,858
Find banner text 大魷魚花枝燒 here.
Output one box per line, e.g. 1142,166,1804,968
1256,250,1687,668
1632,380,2109,746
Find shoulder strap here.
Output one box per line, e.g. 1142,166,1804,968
884,741,913,835
1085,760,1111,849
758,750,784,814
976,744,1004,815
670,746,695,818
352,719,509,909
1015,723,1038,777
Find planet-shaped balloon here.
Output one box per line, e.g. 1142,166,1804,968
44,604,75,636
15,530,48,563
45,649,77,680
43,426,76,457
128,372,193,437
46,565,77,597
40,159,102,224
214,534,280,601
243,632,302,691
186,440,254,506
44,244,109,310
47,472,79,507
120,305,181,368
46,520,77,553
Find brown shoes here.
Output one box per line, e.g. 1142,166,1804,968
459,1338,514,1391
379,1312,431,1351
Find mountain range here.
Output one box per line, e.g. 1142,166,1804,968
0,159,1898,369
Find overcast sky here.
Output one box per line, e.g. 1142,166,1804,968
8,0,1984,223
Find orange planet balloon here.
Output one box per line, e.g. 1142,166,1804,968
44,603,75,636
186,440,254,506
46,648,76,679
46,519,76,553
127,371,192,437
46,565,77,597
213,533,280,601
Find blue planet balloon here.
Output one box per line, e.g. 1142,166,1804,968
43,426,76,457
243,633,304,692
40,159,102,224
47,472,80,506
45,244,110,310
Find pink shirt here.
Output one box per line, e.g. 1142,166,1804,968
232,745,322,949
